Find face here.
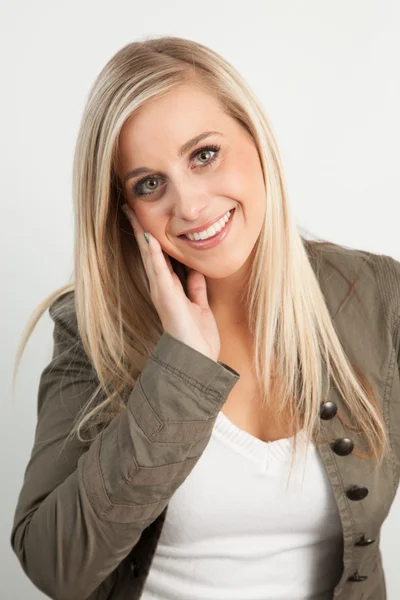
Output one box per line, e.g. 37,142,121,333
117,82,266,279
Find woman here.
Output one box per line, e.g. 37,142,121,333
10,36,400,600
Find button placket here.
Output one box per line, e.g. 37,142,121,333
319,400,374,590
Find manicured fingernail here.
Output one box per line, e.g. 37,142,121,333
144,232,150,244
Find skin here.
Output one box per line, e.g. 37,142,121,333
116,81,267,325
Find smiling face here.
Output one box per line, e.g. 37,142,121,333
116,82,267,279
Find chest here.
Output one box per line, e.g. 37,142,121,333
218,339,299,443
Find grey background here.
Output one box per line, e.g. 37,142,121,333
1,1,399,598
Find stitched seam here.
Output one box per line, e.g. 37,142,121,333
95,434,114,516
376,256,398,334
374,255,400,498
117,413,139,485
100,425,160,513
126,397,197,453
137,377,164,434
383,322,400,497
149,355,223,401
133,376,215,438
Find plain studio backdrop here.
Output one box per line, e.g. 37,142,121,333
1,1,399,598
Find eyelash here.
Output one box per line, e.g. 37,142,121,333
131,144,221,198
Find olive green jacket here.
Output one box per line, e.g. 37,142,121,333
10,242,400,600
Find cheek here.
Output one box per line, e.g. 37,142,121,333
224,153,262,197
236,155,266,209
130,204,165,234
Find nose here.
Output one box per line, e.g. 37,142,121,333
170,177,210,222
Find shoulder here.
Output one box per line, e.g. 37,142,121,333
307,239,400,332
48,290,79,340
307,239,374,279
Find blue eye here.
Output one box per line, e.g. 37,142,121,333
131,144,221,198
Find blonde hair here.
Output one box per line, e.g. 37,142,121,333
12,36,389,471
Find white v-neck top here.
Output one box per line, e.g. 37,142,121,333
141,409,344,599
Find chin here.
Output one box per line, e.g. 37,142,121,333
171,241,255,280
191,257,249,279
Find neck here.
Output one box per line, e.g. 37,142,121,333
206,254,252,327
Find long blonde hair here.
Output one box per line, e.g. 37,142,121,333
12,35,389,468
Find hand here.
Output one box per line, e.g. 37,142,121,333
122,204,221,362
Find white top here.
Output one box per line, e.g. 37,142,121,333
141,409,344,599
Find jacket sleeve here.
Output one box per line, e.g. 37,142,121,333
386,255,400,476
10,292,240,600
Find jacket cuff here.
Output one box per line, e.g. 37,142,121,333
141,331,241,418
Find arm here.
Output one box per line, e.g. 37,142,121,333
10,292,240,600
374,253,400,479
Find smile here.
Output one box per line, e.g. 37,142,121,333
183,209,233,240
178,208,236,250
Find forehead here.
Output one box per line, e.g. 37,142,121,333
118,84,228,157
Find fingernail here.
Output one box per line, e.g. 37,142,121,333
144,232,150,244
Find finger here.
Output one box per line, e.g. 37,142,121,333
186,269,210,309
162,251,175,277
146,234,176,290
121,204,158,285
122,205,176,295
163,254,184,288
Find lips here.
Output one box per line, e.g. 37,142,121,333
178,206,236,249
177,208,235,237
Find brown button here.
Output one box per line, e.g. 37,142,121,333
346,485,369,501
355,534,376,546
331,437,354,456
320,401,337,420
347,570,368,582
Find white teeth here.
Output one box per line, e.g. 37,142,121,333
185,210,232,241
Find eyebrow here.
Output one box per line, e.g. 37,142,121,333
122,130,224,184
